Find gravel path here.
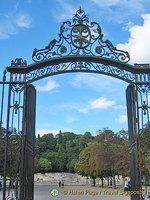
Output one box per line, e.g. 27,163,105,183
34,185,131,200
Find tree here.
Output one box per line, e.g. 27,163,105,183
0,127,5,175
140,123,150,176
57,144,67,171
38,158,52,173
94,129,129,188
34,131,94,174
141,123,150,154
34,129,130,178
75,144,99,186
42,152,59,172
67,158,78,173
35,133,57,155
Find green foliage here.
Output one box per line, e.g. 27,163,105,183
75,129,130,186
67,158,78,173
0,128,130,179
38,158,52,173
35,133,57,155
94,129,129,175
141,123,150,173
145,152,150,172
0,128,5,175
141,123,150,153
0,129,22,178
34,131,93,173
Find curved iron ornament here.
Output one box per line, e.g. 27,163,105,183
26,61,135,83
6,57,150,84
32,8,130,63
5,11,150,85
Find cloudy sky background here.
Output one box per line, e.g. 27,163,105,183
0,0,150,136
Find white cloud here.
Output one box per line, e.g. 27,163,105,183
91,97,115,109
92,0,145,10
114,105,126,109
16,14,32,28
52,0,76,22
59,96,115,114
0,14,17,39
65,117,77,123
117,115,128,123
123,21,134,31
78,107,89,114
70,73,127,93
0,12,32,39
117,13,150,63
92,0,120,7
90,0,149,24
58,103,89,114
71,73,101,89
37,127,75,137
37,129,59,137
36,78,59,92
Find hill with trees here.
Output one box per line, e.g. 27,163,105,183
0,127,149,187
34,131,94,173
34,128,131,188
75,129,130,187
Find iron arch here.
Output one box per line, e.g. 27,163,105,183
6,8,150,85
1,7,150,200
6,55,150,84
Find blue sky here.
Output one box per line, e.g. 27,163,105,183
0,0,150,136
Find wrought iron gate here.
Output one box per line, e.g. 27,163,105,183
0,8,150,200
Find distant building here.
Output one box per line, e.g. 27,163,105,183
96,129,102,136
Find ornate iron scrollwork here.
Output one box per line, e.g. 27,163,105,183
11,58,27,67
137,84,150,130
32,8,130,63
26,62,135,83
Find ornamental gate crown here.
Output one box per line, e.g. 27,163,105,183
6,8,150,84
32,8,130,63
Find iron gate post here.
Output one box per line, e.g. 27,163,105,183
126,84,140,200
20,84,36,200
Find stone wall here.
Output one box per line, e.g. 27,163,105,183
34,173,124,187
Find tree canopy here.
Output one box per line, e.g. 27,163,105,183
75,129,130,187
34,131,94,173
0,127,136,185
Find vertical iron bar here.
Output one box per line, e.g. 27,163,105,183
146,90,149,122
3,74,12,200
0,71,6,200
20,73,26,200
19,84,26,200
135,83,143,200
0,70,6,144
0,83,5,134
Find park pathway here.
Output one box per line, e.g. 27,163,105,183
34,185,131,200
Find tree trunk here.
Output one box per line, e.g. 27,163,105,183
93,177,96,186
122,177,125,188
101,177,104,187
112,171,116,189
86,176,89,185
107,177,109,186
